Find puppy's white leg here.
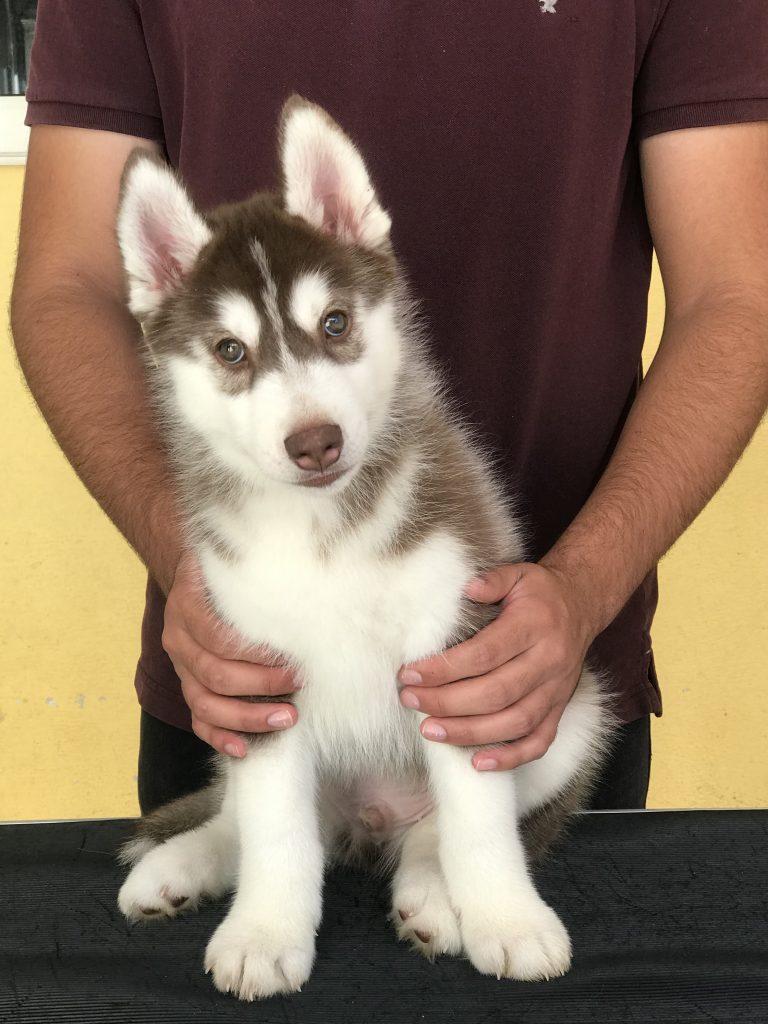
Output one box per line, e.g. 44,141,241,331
391,812,461,959
118,801,238,920
204,730,323,1000
426,743,572,981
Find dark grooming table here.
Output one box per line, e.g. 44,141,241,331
1,811,766,1023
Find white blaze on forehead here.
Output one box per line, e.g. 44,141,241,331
215,291,261,349
289,271,331,334
250,238,283,335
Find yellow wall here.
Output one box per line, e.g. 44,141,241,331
1,166,146,819
643,282,768,807
1,165,766,818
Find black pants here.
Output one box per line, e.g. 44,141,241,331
138,710,651,815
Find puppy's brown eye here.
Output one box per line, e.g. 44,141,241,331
215,338,246,365
323,311,348,338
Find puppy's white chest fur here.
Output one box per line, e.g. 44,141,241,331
199,493,473,774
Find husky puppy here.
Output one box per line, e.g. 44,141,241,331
116,97,611,1000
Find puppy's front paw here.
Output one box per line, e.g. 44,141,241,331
461,900,572,981
204,913,316,1000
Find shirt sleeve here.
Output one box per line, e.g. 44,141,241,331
634,0,768,140
25,0,163,143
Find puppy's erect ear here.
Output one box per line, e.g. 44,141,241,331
280,96,391,250
117,151,211,319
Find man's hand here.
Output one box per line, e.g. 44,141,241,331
397,564,593,771
163,554,298,757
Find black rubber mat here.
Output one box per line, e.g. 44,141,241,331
1,811,766,1022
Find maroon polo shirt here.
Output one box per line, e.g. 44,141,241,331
26,1,768,729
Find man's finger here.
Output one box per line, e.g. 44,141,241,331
400,653,538,718
418,688,553,747
183,673,298,735
464,564,523,604
192,602,286,666
399,612,532,687
192,722,248,758
189,644,295,697
471,706,563,771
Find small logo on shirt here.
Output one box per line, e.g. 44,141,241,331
538,0,558,12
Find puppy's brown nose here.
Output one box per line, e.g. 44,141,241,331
284,423,343,472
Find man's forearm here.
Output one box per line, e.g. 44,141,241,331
540,294,768,640
11,282,181,592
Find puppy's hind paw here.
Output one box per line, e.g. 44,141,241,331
392,872,462,960
118,870,197,922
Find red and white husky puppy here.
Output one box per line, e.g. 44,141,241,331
116,97,611,1001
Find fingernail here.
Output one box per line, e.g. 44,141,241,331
474,756,499,771
267,710,294,729
223,743,245,758
400,690,420,710
421,721,447,741
399,669,422,686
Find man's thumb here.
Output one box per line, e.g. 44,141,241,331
464,564,522,603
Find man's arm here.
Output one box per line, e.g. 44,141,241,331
397,122,768,769
11,126,179,587
11,126,298,754
542,122,768,632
